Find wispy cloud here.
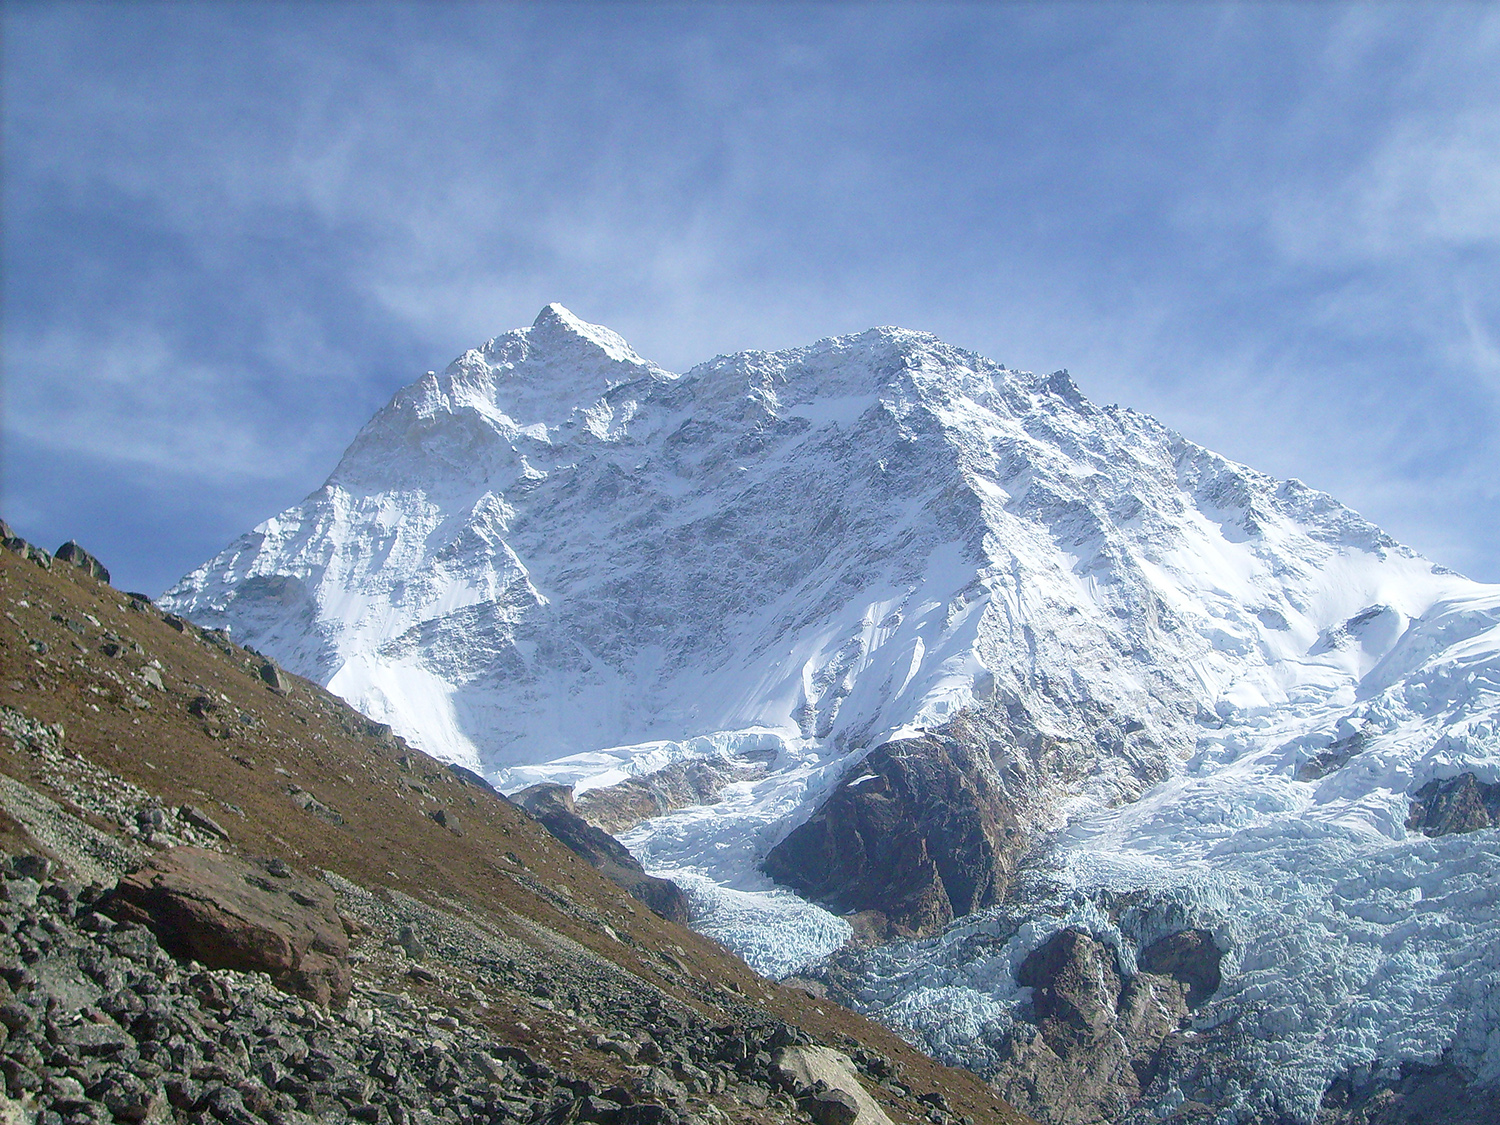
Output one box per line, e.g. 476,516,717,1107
3,2,1498,588
1271,109,1500,264
7,324,348,483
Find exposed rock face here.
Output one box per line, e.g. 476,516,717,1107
994,928,1224,1125
1135,928,1222,1010
53,540,110,584
1295,731,1368,781
511,784,691,924
446,761,498,791
1406,773,1500,836
101,846,351,1006
1,528,51,570
576,753,772,835
762,734,1023,939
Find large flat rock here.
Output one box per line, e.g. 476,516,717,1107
104,846,350,1006
772,1045,894,1125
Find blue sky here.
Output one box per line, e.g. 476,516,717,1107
4,1,1498,593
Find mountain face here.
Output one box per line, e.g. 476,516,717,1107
164,306,1500,1124
0,534,1024,1125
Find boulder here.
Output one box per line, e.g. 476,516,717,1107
53,541,110,584
288,786,343,826
617,1107,678,1125
511,784,690,924
429,807,463,836
397,923,427,960
102,846,351,1006
363,720,397,748
177,805,229,840
8,855,52,881
771,1045,893,1125
804,1083,860,1125
258,660,293,695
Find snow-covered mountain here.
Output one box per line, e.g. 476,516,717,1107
164,305,1500,1124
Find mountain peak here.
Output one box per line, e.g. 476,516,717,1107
523,302,648,368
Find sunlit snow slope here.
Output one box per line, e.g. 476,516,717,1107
164,305,1500,1122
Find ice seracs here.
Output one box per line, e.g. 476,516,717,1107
164,306,1500,1124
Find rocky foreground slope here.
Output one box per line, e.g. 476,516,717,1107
0,534,1029,1125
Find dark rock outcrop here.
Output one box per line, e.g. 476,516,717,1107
577,753,773,834
1018,930,1131,1053
53,540,110,584
511,784,691,924
804,1084,862,1125
761,734,1022,938
101,846,351,1006
1407,773,1500,836
447,761,499,791
1136,928,1222,1009
996,927,1225,1125
1,527,51,569
1296,731,1368,781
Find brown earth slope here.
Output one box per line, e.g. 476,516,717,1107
0,532,1033,1125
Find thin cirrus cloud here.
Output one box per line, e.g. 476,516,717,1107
2,2,1497,593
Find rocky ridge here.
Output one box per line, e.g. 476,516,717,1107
510,785,691,926
576,757,774,839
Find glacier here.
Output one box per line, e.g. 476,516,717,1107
163,304,1500,1122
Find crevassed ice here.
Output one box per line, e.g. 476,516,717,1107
672,871,854,980
835,594,1500,1123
